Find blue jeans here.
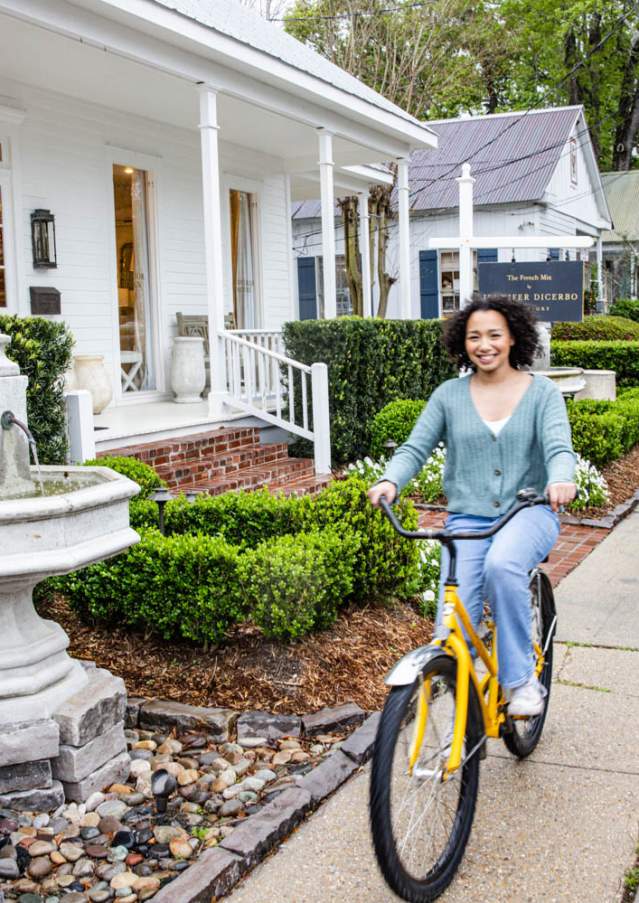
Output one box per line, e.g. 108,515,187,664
436,506,560,689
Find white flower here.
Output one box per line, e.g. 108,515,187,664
423,590,435,602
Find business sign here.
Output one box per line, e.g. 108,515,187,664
478,261,583,322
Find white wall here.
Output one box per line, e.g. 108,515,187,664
0,77,293,402
544,129,604,231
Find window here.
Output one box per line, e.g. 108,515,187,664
316,255,353,317
439,250,479,315
113,164,157,392
570,137,578,185
229,189,258,329
0,184,6,308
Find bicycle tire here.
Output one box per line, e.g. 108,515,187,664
502,569,556,759
370,654,482,902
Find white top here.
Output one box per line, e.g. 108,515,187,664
482,415,511,437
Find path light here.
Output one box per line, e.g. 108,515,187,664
384,438,398,457
151,768,177,815
149,488,175,535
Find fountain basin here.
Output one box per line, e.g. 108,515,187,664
0,464,139,724
536,366,586,398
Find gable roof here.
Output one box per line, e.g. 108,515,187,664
409,106,583,210
601,171,639,242
151,0,431,129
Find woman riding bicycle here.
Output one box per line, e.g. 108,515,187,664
368,293,576,717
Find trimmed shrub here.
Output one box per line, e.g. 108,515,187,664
369,399,426,458
0,315,74,464
164,489,306,547
567,405,625,468
240,528,359,640
282,317,455,463
129,498,160,530
64,529,242,647
609,299,639,322
301,476,421,600
551,340,639,387
86,456,166,499
552,316,639,341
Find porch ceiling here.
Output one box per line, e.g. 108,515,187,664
0,10,409,174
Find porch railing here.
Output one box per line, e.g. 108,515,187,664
220,330,331,475
226,328,284,357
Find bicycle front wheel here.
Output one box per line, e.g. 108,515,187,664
502,569,556,758
370,655,482,903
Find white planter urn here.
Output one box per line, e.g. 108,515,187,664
171,336,206,403
74,355,113,414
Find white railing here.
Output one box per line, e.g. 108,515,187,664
220,331,331,475
226,328,284,357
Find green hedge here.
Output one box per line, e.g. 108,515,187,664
282,318,455,463
551,341,639,387
0,315,74,464
86,456,166,499
369,399,425,458
552,316,639,341
240,528,359,640
63,529,243,647
567,393,639,468
56,474,422,644
609,299,639,322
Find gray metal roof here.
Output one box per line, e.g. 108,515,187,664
151,0,432,127
409,107,582,210
601,171,639,243
292,107,585,219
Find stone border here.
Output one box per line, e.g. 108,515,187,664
143,711,380,902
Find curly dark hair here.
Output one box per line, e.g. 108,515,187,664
443,293,540,369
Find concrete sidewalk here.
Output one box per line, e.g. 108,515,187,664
227,512,639,903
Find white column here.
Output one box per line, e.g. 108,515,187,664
457,163,475,307
358,191,372,317
397,158,412,319
198,86,227,417
596,236,604,312
318,130,337,319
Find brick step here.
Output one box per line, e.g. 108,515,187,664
104,427,261,469
190,457,317,496
271,471,334,497
157,443,293,489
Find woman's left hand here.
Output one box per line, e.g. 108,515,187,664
547,482,577,512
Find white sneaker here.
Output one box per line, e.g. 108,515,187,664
508,676,547,717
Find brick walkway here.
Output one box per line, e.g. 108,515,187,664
417,508,609,588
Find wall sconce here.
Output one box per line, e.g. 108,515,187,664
31,209,57,269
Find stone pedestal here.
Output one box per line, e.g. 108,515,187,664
0,665,130,809
575,369,617,401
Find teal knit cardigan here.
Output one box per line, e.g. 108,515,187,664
382,374,576,517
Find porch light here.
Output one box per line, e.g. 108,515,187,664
30,209,57,269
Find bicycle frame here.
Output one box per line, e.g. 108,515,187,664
379,491,552,781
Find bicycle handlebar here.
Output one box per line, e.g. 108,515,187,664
379,489,549,543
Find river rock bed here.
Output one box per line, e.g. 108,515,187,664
0,724,351,902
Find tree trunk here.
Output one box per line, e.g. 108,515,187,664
338,197,363,315
372,185,396,318
613,32,639,170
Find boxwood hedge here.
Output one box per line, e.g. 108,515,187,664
551,340,639,387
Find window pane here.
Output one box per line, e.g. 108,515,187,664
0,269,5,308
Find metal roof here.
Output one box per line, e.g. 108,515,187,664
601,171,639,243
151,0,434,128
408,107,582,210
292,107,587,219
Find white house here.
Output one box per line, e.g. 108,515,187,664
0,0,436,463
292,106,612,320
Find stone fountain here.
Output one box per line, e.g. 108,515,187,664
0,333,140,809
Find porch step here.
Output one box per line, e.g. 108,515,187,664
99,427,332,497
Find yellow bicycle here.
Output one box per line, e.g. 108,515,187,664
369,490,557,902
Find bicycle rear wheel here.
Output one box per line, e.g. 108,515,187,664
370,654,482,903
502,569,556,759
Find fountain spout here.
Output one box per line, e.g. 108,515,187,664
2,410,43,493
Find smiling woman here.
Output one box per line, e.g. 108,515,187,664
368,292,577,718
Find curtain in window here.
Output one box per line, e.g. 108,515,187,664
131,171,155,390
230,190,255,329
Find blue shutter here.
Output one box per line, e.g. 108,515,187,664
419,250,439,319
548,248,560,261
477,248,498,263
297,257,317,320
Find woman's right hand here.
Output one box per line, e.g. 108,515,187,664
367,481,397,507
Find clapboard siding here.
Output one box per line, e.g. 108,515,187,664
1,76,293,392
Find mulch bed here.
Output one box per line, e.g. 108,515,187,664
42,595,434,716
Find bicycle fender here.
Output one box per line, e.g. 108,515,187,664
384,644,451,687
